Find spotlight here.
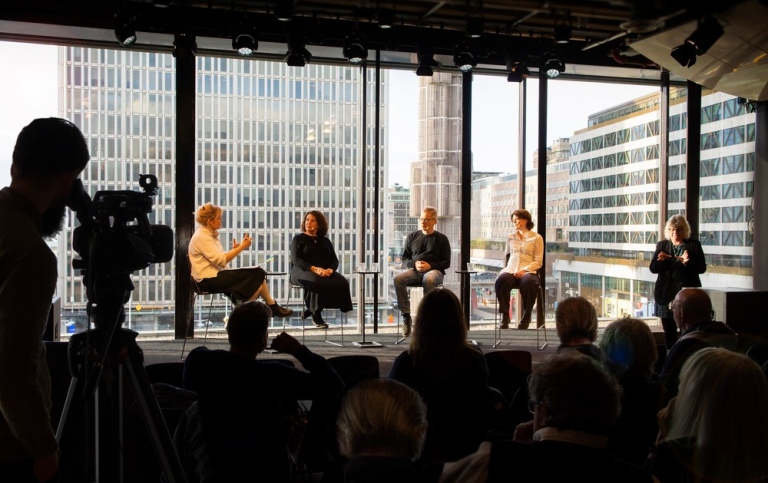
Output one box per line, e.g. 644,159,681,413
285,43,312,67
274,1,293,22
343,32,367,64
544,57,565,78
454,42,477,72
507,62,530,83
232,25,257,56
114,12,137,46
377,9,394,29
670,16,724,68
415,42,438,76
467,18,484,38
554,25,571,44
173,33,197,59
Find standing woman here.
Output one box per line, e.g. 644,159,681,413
495,209,544,329
649,214,706,351
290,210,353,328
188,203,291,316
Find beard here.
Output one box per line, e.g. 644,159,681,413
40,198,67,238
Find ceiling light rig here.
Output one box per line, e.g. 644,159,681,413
507,62,530,83
454,41,477,72
274,1,294,22
544,56,565,78
554,24,571,44
232,23,257,56
377,9,395,29
285,42,312,67
416,42,439,76
114,11,137,46
670,16,724,68
343,31,367,64
466,17,484,39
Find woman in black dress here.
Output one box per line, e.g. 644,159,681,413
649,214,706,350
290,210,353,328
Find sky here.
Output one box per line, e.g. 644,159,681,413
0,40,656,188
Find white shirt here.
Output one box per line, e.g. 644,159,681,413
502,230,544,275
188,227,228,281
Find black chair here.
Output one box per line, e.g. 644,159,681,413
181,255,234,360
484,350,533,430
286,281,345,347
145,361,185,388
327,355,380,388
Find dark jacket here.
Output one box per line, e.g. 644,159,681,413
649,239,706,310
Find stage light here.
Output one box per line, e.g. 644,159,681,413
114,12,137,46
544,57,565,78
554,25,571,44
671,16,724,68
377,9,394,29
343,32,367,64
415,41,438,76
232,25,257,56
274,1,293,22
454,42,477,72
467,18,484,38
285,43,312,66
507,62,530,82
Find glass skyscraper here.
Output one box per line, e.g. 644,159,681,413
57,46,388,332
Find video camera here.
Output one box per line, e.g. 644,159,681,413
66,174,173,328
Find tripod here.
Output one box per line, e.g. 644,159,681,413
56,287,186,483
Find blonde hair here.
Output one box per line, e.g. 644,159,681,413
667,347,768,481
555,296,598,343
196,203,221,227
336,378,427,460
665,214,691,240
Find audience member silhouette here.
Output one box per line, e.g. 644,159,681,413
555,296,602,360
657,288,736,400
440,351,652,483
326,378,430,483
175,301,343,482
650,347,768,482
599,317,664,465
389,288,493,465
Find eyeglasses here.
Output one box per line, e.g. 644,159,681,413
419,218,436,222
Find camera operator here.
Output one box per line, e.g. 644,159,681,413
0,118,89,482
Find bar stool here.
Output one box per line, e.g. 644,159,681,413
493,270,548,350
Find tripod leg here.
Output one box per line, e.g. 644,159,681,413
124,341,187,483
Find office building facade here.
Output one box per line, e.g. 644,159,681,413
57,46,388,332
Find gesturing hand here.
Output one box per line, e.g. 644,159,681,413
270,332,303,356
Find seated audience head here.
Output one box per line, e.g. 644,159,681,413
599,317,658,379
196,202,222,227
670,288,712,331
528,351,621,436
511,208,534,230
410,288,468,362
666,347,768,481
225,300,271,356
336,378,427,461
301,210,328,236
555,296,598,344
